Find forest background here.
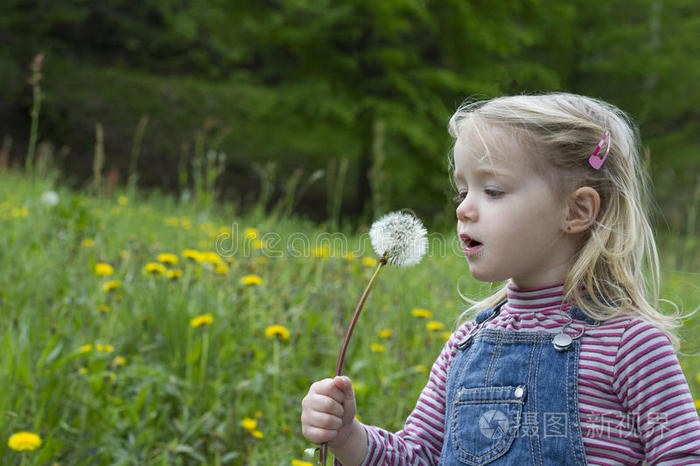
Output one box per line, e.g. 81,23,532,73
1,0,698,237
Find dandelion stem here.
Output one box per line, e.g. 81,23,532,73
186,328,193,386
333,254,387,376
273,337,280,419
320,253,387,465
199,330,209,388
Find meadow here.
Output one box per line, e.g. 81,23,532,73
1,170,698,465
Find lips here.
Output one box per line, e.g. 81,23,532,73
459,234,482,247
459,233,483,257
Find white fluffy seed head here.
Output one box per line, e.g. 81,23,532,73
369,211,428,267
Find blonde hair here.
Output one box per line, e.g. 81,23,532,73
449,93,681,348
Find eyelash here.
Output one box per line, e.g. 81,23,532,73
452,189,504,203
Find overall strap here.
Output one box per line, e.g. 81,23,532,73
474,301,506,324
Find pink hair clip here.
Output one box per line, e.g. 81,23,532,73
588,130,611,170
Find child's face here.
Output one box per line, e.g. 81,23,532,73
453,130,575,288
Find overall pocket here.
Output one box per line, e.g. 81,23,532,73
449,385,526,465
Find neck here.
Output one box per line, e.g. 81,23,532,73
505,282,567,313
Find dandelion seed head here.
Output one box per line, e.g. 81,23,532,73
39,190,59,206
369,211,427,267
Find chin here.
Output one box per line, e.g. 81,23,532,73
468,265,509,284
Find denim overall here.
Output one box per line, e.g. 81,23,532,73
439,302,593,465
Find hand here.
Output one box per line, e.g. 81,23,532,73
301,376,357,448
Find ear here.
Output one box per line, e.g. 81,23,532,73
563,187,600,234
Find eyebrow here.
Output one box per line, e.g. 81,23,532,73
453,167,513,184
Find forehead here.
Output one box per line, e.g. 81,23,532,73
452,125,532,180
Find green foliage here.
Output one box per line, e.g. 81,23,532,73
0,0,697,228
0,170,699,464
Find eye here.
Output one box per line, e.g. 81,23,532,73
485,188,504,198
452,190,467,203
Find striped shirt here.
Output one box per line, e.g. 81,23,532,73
356,284,700,465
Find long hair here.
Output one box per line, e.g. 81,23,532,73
449,93,681,348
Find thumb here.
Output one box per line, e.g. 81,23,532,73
333,376,356,423
333,376,355,401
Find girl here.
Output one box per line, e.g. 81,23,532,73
301,93,700,465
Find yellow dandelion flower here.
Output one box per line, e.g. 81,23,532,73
180,217,191,229
166,269,183,279
378,329,392,339
117,195,128,205
182,249,203,263
118,249,128,259
190,313,214,328
442,331,452,340
411,308,432,319
312,247,329,258
265,325,290,342
370,343,385,353
292,460,314,466
413,365,428,374
113,356,126,367
98,304,109,313
344,252,356,261
78,367,88,375
164,217,180,226
81,238,95,248
244,227,259,239
215,263,229,275
157,253,179,265
253,239,266,250
94,263,114,276
426,321,445,331
257,257,268,265
362,257,377,267
102,280,122,292
108,372,117,382
11,207,28,218
8,431,42,451
251,430,264,439
694,399,700,409
240,274,263,286
143,262,166,275
79,344,92,353
241,417,257,431
255,410,263,418
96,344,105,352
201,252,222,265
104,344,114,353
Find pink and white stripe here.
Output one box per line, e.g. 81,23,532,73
348,283,700,466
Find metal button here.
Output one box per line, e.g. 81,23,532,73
514,386,524,398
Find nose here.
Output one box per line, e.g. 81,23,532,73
456,195,477,222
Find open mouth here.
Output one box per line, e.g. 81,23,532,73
460,234,483,256
459,234,482,247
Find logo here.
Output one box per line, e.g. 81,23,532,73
478,409,509,439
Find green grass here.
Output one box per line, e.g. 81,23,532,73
1,170,698,465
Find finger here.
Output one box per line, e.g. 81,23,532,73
309,378,334,395
302,410,344,430
310,379,347,405
302,425,338,445
333,376,355,401
304,393,344,417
